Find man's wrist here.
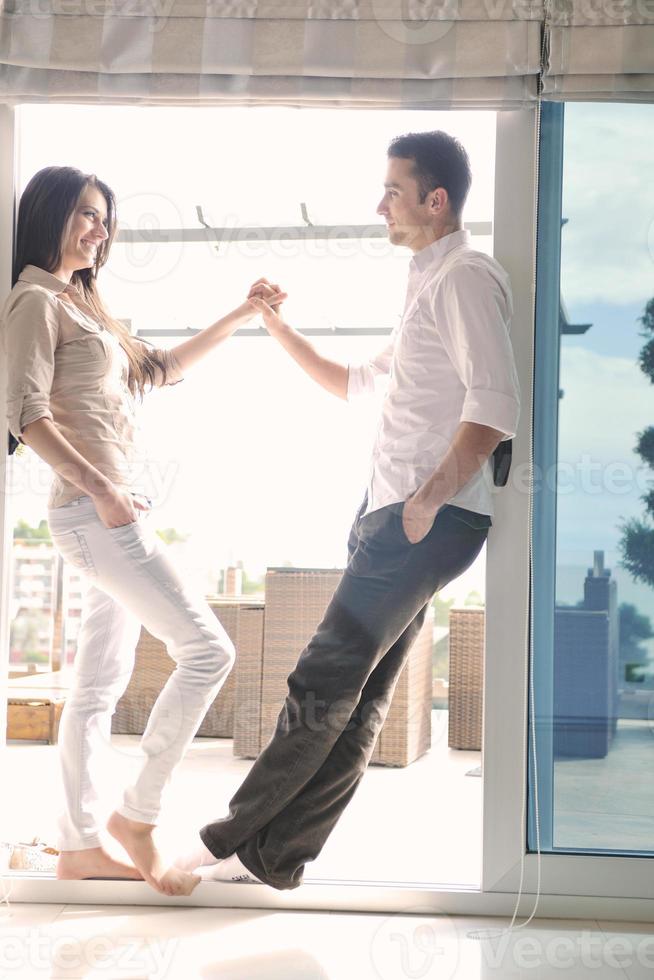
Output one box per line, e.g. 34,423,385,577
412,482,447,513
267,318,291,340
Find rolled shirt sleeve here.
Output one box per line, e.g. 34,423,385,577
135,341,185,387
156,346,184,387
346,329,398,401
432,263,521,440
3,288,59,442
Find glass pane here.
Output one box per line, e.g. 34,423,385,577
538,103,654,854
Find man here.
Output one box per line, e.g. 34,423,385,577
179,130,520,889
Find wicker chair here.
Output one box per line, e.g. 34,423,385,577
447,600,619,758
234,567,434,767
111,597,264,738
447,607,484,751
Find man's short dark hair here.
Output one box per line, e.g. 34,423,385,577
388,131,472,217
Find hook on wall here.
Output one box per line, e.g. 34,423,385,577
196,205,221,255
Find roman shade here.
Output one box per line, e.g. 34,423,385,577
1,1,652,106
542,1,654,102
0,0,543,107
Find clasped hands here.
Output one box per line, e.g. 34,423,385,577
245,277,287,333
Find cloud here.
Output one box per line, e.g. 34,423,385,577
556,345,653,565
560,103,654,306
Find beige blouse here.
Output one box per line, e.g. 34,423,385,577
1,265,184,509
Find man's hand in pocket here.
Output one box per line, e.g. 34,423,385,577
401,489,439,544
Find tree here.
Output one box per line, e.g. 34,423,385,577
431,593,455,627
156,527,189,546
13,519,51,542
619,602,653,675
241,569,265,595
10,610,50,664
618,297,654,586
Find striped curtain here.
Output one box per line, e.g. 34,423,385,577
543,0,654,102
1,0,653,107
0,0,543,107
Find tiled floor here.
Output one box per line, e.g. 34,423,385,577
0,901,653,979
6,710,654,892
2,710,484,888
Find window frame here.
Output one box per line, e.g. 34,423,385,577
2,104,654,920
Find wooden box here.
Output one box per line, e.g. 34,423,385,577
7,695,65,744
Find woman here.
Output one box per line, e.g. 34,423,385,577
1,166,285,896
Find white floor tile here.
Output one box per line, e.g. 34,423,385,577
0,901,65,928
312,913,630,980
0,902,68,980
595,920,654,980
0,906,643,980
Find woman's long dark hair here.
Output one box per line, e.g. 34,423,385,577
14,166,169,397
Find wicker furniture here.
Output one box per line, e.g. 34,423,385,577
447,555,620,758
447,607,484,751
6,671,68,744
234,567,434,768
371,602,434,766
111,597,264,738
231,602,266,757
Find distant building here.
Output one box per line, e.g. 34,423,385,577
222,565,243,596
10,540,84,669
554,550,619,759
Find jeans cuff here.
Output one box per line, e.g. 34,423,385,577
114,803,159,826
57,834,103,851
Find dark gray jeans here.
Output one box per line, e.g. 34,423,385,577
200,494,491,889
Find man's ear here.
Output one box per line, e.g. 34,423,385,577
430,188,447,213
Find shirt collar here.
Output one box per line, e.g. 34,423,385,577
410,228,470,274
18,264,80,296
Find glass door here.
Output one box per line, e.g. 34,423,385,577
531,102,654,862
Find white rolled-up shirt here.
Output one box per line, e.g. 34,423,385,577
347,229,520,519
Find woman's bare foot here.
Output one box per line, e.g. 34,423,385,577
56,846,143,881
107,811,200,896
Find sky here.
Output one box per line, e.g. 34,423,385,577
13,104,496,601
554,102,654,649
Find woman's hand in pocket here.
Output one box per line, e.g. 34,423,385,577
90,486,149,529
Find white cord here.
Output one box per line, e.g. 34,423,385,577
467,91,544,942
0,873,13,917
0,838,14,916
0,761,14,916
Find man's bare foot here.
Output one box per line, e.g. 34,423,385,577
107,811,200,896
56,846,143,881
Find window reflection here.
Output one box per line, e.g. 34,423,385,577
552,102,654,851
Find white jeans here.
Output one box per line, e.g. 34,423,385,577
47,493,235,851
